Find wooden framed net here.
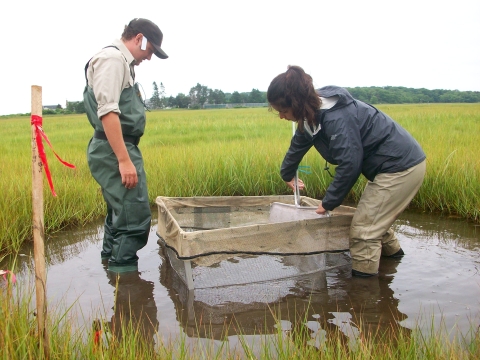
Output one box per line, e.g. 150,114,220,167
156,195,355,289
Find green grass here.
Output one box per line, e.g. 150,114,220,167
1,279,479,359
1,104,479,255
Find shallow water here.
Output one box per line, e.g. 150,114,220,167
2,210,479,352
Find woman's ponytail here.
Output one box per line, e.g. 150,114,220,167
267,65,321,131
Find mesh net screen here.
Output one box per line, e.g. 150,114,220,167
156,195,355,262
161,246,351,338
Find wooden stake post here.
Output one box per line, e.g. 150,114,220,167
31,85,49,355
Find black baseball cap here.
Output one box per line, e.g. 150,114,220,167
128,18,168,59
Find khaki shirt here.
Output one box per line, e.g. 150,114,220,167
86,39,136,119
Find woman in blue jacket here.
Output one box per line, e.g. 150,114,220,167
268,65,426,277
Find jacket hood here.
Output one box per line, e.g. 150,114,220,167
316,86,355,108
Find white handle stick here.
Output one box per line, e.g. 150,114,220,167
292,122,301,207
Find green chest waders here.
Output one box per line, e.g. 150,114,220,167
84,73,151,273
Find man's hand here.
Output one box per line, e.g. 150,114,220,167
102,112,138,189
119,159,138,189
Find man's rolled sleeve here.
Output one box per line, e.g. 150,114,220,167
89,54,126,119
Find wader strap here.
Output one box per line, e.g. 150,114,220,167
93,130,140,146
84,59,91,84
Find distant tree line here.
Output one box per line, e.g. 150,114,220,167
6,84,476,117
149,82,267,109
34,101,86,116
345,86,480,104
160,84,480,109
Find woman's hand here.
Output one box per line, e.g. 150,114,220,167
316,202,327,215
285,178,305,191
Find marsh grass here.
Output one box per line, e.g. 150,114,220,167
1,279,479,359
1,104,479,255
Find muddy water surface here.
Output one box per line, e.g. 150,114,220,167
2,211,479,352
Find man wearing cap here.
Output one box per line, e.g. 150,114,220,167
84,18,168,273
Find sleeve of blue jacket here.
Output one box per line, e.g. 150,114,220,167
320,111,363,211
280,128,314,182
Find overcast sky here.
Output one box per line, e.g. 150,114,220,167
1,0,479,115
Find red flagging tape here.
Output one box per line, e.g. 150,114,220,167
31,115,76,196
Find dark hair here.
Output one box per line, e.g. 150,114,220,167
267,65,321,131
121,23,140,41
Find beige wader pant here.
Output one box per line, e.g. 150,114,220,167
350,159,426,274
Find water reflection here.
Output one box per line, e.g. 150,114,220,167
102,264,158,344
396,212,480,248
5,219,104,274
0,211,478,350
159,247,411,348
